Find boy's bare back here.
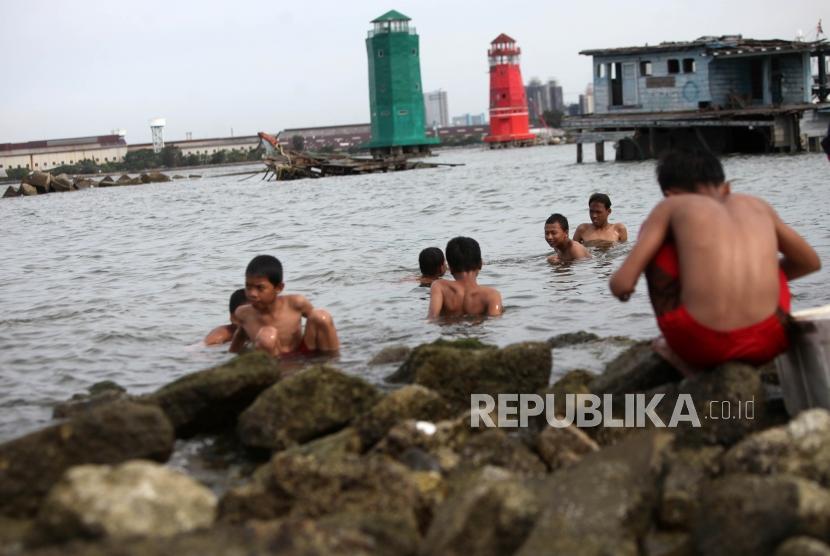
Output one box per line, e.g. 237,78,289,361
428,279,502,318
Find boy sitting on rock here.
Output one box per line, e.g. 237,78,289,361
230,255,339,357
428,237,503,319
203,289,247,345
610,149,820,375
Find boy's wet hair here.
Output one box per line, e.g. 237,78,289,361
229,288,247,314
245,255,283,286
589,193,611,209
446,237,482,273
419,247,445,277
545,213,569,232
657,149,725,192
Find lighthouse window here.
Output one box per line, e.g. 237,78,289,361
378,50,384,57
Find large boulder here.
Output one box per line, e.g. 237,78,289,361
97,176,114,187
516,431,673,556
50,174,72,192
116,174,133,185
22,171,51,193
353,385,452,448
19,182,38,196
591,340,681,396
386,338,494,384
457,429,547,475
368,345,411,366
723,408,830,486
2,185,19,198
692,474,830,556
72,177,95,190
143,352,282,437
536,423,599,471
30,461,216,545
53,381,129,419
237,366,380,452
141,171,171,183
422,466,543,556
659,446,723,529
776,537,830,556
398,341,551,410
0,401,174,518
219,452,425,532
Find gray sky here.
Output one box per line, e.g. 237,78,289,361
1,0,826,143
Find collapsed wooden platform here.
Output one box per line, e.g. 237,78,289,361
261,146,461,181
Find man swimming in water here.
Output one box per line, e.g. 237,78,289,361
573,193,628,245
545,213,590,263
230,255,339,357
418,247,447,287
427,236,503,319
610,149,820,375
204,288,248,345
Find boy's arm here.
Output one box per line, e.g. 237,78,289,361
572,224,586,243
487,290,504,316
771,206,821,280
609,201,673,301
294,295,315,318
427,281,444,319
616,223,629,242
228,326,248,353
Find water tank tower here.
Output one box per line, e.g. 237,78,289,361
150,118,166,153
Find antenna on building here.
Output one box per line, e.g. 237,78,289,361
150,118,166,153
818,19,825,41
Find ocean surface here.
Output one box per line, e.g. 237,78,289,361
1,145,829,443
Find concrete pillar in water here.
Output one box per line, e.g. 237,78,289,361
595,141,605,162
577,143,583,164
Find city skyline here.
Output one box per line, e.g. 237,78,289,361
1,0,825,144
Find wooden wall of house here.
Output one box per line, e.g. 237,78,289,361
591,49,711,114
708,53,806,107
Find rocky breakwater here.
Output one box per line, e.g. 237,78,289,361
2,337,830,555
2,170,183,199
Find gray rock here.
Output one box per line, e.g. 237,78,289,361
116,174,133,184
50,174,72,192
368,345,411,366
408,341,552,410
354,385,452,448
591,340,681,396
2,185,19,198
22,171,51,193
457,429,547,475
692,474,830,556
237,366,380,452
536,423,599,471
546,330,600,348
775,536,830,556
516,431,673,556
73,179,94,190
723,409,830,486
30,461,216,545
422,466,543,556
53,381,130,419
0,401,174,518
386,338,494,384
144,351,282,437
659,446,724,529
642,529,694,556
97,176,114,187
141,171,171,183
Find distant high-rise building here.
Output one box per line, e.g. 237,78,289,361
567,103,581,116
548,79,564,112
451,113,487,126
424,89,449,128
525,78,565,123
579,84,594,115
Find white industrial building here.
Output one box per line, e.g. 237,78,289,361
0,135,128,172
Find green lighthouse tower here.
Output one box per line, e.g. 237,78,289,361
365,10,439,158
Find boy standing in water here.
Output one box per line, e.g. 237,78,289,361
204,288,248,345
418,247,447,287
428,237,503,318
573,193,628,245
610,149,820,375
545,213,590,263
230,255,339,357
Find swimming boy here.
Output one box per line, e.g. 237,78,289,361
573,193,628,245
204,288,248,345
545,213,591,263
610,149,820,375
427,237,503,318
419,247,447,287
229,255,340,357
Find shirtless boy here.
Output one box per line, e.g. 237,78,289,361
204,288,248,345
419,247,446,287
427,237,503,319
545,213,590,263
230,255,339,357
573,193,628,245
610,149,820,375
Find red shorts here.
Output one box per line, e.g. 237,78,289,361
282,339,314,358
646,241,791,367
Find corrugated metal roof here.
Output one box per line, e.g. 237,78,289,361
0,134,125,153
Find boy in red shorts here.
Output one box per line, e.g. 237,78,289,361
610,149,820,375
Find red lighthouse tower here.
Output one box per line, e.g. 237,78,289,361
484,34,535,147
